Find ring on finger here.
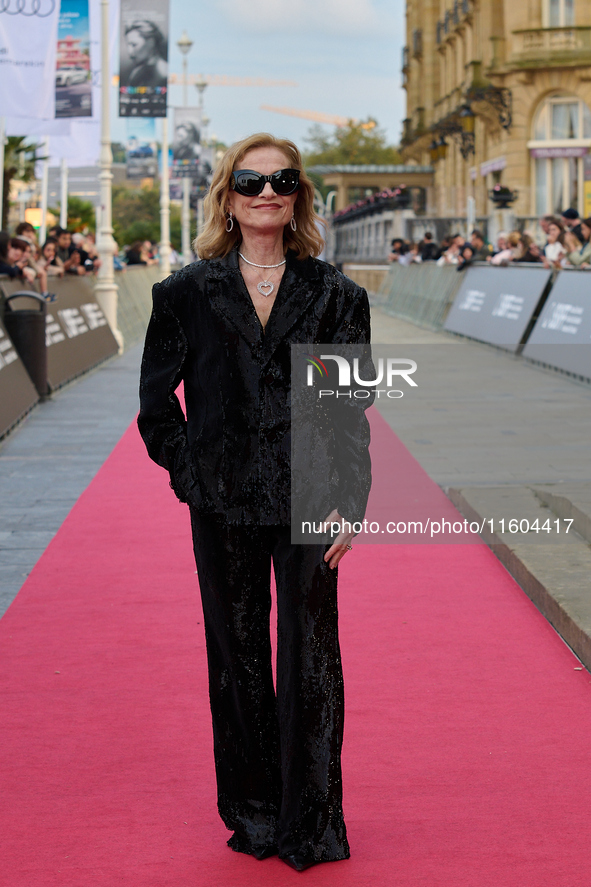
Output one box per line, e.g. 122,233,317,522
346,544,353,551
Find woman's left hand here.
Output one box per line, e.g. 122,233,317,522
323,509,355,570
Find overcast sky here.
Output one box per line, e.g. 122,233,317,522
111,0,406,152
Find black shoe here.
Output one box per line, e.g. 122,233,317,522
227,832,278,860
280,852,350,872
280,853,318,872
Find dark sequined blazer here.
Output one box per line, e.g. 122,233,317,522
138,248,373,525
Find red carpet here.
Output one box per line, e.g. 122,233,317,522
1,409,591,886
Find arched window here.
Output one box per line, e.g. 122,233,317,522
529,95,591,215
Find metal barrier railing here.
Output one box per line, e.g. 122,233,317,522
372,263,465,329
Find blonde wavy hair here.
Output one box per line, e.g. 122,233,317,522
194,133,325,260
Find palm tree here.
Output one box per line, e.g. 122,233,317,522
2,137,44,230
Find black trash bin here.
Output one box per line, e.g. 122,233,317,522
4,291,49,399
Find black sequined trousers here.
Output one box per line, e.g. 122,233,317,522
189,509,350,864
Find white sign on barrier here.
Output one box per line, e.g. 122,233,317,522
0,326,18,371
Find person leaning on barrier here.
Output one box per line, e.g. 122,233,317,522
387,237,408,262
564,217,591,268
398,241,421,265
40,238,65,277
15,222,39,247
457,229,489,270
539,214,560,246
0,236,37,283
513,232,543,264
541,220,566,268
418,231,440,262
12,224,48,289
55,228,86,276
19,237,49,292
561,208,584,245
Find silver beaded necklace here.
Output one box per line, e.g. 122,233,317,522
239,251,286,297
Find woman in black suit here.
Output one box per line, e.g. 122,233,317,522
138,133,372,872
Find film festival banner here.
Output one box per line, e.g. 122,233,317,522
172,107,201,178
55,0,93,118
0,0,60,120
49,120,100,166
119,0,168,117
125,117,157,178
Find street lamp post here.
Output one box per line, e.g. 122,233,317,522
195,75,208,114
60,158,68,229
95,0,122,350
0,118,5,228
459,104,476,232
160,117,171,277
194,76,208,242
177,30,193,267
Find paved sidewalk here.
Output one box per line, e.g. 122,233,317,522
371,306,591,668
0,344,143,616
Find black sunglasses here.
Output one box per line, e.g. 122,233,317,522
230,168,300,197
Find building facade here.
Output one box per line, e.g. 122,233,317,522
401,0,591,221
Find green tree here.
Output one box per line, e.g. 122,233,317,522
112,184,181,250
2,137,44,230
49,196,96,232
304,119,402,166
111,142,127,164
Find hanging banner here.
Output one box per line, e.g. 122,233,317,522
119,0,168,118
49,121,100,165
125,117,157,178
55,0,92,118
6,118,71,137
0,0,61,120
172,107,201,178
530,146,588,159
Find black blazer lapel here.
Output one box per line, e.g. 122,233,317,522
262,252,321,364
203,251,263,354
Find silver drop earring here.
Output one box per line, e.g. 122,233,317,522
290,214,297,232
225,211,234,233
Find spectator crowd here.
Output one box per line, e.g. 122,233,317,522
0,222,178,300
0,223,102,301
387,209,591,272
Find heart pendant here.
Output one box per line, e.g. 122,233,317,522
257,280,274,297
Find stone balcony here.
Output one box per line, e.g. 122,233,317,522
511,26,591,68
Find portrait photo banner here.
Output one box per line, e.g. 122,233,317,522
172,107,201,178
119,0,168,117
0,0,60,120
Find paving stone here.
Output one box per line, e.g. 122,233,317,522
0,343,143,616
